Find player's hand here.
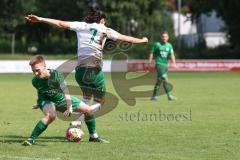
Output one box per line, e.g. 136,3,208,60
173,63,178,69
32,105,39,109
25,14,42,23
63,106,73,117
148,63,154,71
142,37,148,43
149,59,154,65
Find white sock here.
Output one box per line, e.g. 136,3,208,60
90,133,99,138
70,121,82,127
70,113,85,127
76,114,85,121
90,103,101,113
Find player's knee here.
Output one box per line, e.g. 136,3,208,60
45,113,56,123
85,108,93,115
94,98,104,105
157,79,164,84
101,99,105,105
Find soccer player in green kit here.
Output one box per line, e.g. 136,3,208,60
22,55,102,146
149,31,178,101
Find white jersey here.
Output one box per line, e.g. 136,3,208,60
69,22,119,68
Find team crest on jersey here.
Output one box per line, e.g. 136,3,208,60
160,51,168,58
166,48,169,52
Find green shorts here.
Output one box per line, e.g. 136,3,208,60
38,96,81,112
75,67,106,100
156,64,168,80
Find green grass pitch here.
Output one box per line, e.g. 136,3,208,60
0,72,240,160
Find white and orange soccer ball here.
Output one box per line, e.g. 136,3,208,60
66,127,84,142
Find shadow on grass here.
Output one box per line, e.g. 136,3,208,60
0,135,91,145
0,135,67,144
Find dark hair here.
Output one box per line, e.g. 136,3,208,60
161,31,169,35
84,8,106,23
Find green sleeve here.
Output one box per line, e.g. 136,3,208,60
50,70,67,89
150,43,157,54
52,70,65,83
169,44,174,55
151,42,158,57
32,77,37,89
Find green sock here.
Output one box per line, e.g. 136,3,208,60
85,115,96,134
30,120,48,140
152,83,160,97
166,91,172,97
164,81,172,97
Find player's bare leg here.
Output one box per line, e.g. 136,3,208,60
22,104,56,146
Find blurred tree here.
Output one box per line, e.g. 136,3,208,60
0,0,175,57
0,0,36,53
0,0,37,33
100,0,171,38
0,0,22,33
21,0,89,53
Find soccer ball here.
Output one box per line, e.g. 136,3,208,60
66,127,84,142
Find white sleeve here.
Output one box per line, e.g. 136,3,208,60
69,22,85,31
106,28,120,40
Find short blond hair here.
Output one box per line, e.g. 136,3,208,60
29,55,46,66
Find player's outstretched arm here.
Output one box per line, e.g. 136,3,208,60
117,34,148,44
25,14,70,29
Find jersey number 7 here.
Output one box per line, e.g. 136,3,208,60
89,28,98,44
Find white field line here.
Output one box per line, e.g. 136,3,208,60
0,155,61,160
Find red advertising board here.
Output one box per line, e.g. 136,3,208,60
128,60,240,72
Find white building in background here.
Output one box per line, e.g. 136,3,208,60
172,12,197,36
172,10,228,48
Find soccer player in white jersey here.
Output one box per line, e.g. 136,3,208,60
25,9,148,143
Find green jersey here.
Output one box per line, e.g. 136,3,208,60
151,42,174,65
32,69,66,105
